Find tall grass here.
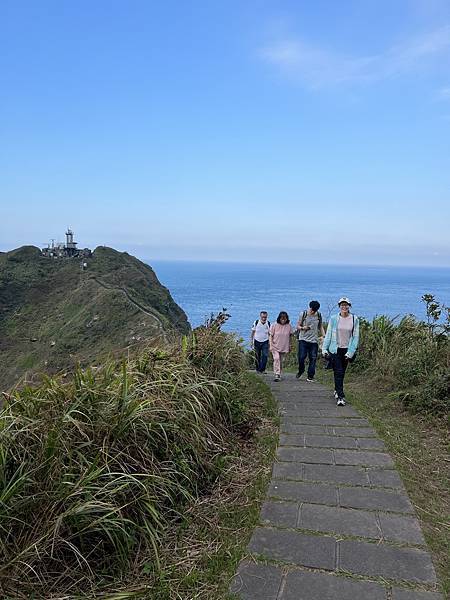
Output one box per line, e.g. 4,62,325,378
0,322,247,598
353,296,449,416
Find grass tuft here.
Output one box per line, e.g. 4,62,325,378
0,324,259,598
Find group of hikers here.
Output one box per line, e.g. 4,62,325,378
250,297,360,406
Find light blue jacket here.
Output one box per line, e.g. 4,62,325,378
322,313,360,358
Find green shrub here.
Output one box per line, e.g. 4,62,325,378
352,296,449,417
0,324,247,598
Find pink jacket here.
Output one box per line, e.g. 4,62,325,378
269,322,293,353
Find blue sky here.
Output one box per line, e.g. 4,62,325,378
1,0,450,266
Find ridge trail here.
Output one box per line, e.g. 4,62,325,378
89,276,167,341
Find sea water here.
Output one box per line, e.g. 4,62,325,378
151,261,450,341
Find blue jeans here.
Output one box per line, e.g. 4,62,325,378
254,339,269,372
297,340,318,379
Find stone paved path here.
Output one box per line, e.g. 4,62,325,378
230,374,444,600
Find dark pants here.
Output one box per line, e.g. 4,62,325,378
254,339,269,372
297,340,319,379
331,347,349,398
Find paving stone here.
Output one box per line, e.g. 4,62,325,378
281,423,330,435
378,513,425,545
280,401,335,407
335,449,395,467
269,480,337,504
319,407,360,417
260,500,299,528
368,469,404,489
272,461,304,480
281,409,323,417
357,438,386,450
304,463,370,485
280,397,333,404
282,398,318,403
339,539,437,583
284,417,370,426
277,447,334,463
300,503,381,538
229,561,283,599
333,417,371,426
281,569,386,600
279,433,305,446
333,426,377,437
340,486,414,513
305,434,358,449
248,527,336,569
391,588,444,599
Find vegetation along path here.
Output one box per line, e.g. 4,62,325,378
230,373,444,600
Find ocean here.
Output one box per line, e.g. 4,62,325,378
151,261,450,341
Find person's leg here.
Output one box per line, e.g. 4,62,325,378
307,343,318,379
332,352,344,398
254,340,262,371
338,347,349,397
297,340,307,377
272,350,281,378
333,349,348,399
279,352,286,376
260,340,269,372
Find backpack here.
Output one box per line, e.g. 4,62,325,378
300,310,322,331
254,319,271,328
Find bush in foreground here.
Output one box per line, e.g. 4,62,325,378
0,324,247,598
354,295,449,416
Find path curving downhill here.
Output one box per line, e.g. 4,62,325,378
89,276,167,341
231,373,443,600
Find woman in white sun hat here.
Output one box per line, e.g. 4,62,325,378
322,297,360,406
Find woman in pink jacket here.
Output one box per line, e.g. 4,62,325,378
269,311,294,381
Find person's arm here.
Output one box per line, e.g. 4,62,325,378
322,318,332,355
319,321,326,338
289,325,295,352
346,316,360,358
269,324,274,351
297,312,309,332
250,326,255,348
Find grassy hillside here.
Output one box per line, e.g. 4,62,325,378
0,320,265,599
0,246,189,390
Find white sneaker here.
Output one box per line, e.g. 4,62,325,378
336,397,346,406
306,378,315,382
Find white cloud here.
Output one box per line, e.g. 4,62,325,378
259,25,450,88
438,86,450,99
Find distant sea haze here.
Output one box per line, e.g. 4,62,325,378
151,261,450,341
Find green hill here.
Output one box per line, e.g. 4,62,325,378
0,245,189,389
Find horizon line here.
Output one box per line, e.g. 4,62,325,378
146,257,450,270
1,245,448,271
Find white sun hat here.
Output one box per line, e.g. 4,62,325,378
338,297,352,306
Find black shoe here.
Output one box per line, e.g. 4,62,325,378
295,372,302,379
336,397,346,406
